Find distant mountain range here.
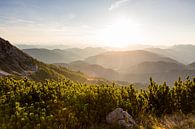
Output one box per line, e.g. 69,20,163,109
23,47,106,63
2,37,194,85
120,61,185,74
22,44,195,65
54,61,195,85
85,50,179,72
16,44,70,50
188,62,195,69
145,45,195,64
53,48,195,85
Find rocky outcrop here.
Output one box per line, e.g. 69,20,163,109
0,37,36,74
0,70,11,76
106,108,136,128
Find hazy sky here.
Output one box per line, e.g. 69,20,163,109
0,0,195,48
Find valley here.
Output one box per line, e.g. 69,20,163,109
21,41,195,85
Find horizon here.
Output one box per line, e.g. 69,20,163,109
14,42,195,50
0,0,195,48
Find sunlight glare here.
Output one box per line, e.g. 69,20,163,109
94,17,143,48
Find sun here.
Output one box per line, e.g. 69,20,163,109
94,17,143,48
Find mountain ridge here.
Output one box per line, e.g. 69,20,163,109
55,61,120,80
23,47,106,64
0,37,89,83
146,45,195,64
0,37,37,75
85,50,179,71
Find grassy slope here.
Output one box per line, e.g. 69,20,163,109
29,61,88,82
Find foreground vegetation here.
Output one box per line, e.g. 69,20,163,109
0,77,194,129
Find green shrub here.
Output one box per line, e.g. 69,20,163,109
0,77,194,128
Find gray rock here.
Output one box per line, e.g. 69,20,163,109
106,108,136,128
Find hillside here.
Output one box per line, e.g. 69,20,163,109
146,45,195,64
85,50,178,71
55,61,120,80
122,69,195,84
188,62,195,69
23,48,79,64
0,37,36,75
51,50,194,84
23,47,106,64
120,61,186,74
118,61,194,84
54,60,195,85
0,37,88,82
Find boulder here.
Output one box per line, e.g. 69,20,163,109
106,108,136,128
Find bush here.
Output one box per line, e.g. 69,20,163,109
0,77,194,128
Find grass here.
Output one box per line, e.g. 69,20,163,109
87,113,195,129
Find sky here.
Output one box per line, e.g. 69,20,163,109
0,0,195,48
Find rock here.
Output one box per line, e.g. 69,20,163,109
106,108,136,128
0,70,11,76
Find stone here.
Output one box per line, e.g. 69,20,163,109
106,108,136,128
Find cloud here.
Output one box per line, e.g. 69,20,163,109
109,0,130,11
